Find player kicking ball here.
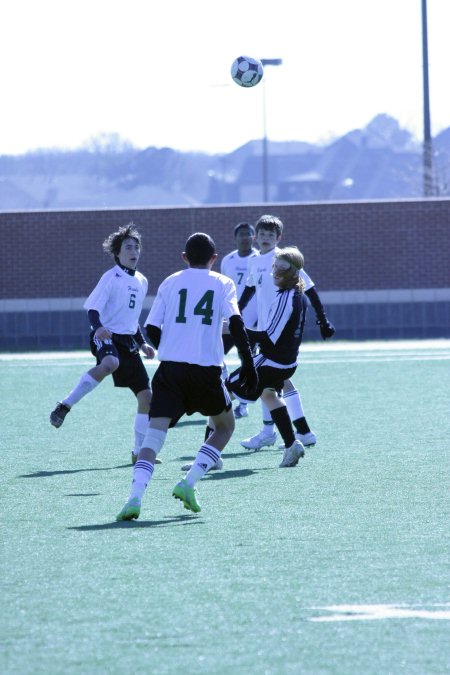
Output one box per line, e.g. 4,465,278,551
116,232,258,520
49,223,156,465
227,246,308,468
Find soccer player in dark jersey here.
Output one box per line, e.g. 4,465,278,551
49,223,156,464
228,246,311,467
238,214,335,452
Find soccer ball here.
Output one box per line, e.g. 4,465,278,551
231,56,264,88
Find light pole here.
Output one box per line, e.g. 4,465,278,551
421,0,433,196
260,58,283,202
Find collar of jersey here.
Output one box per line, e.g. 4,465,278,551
116,262,136,276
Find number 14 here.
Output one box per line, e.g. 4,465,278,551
175,289,214,325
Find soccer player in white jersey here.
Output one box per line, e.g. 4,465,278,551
228,246,308,467
49,224,156,465
238,214,335,452
220,222,259,419
116,232,258,520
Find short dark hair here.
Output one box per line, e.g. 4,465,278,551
185,232,216,265
103,223,142,259
255,214,283,238
234,222,255,237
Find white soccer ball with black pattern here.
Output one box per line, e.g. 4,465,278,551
231,56,264,88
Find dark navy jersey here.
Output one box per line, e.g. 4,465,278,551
247,287,307,367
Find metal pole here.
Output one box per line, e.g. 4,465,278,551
422,0,433,196
260,59,283,203
262,77,268,202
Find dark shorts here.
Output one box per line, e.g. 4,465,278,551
227,364,296,402
150,361,232,428
89,331,150,395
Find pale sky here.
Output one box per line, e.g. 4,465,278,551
0,0,448,156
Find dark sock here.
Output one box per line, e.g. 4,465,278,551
293,416,311,435
270,407,295,447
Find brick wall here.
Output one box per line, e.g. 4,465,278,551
2,198,449,300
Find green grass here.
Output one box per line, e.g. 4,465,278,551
1,341,450,674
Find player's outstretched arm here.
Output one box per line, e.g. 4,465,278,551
238,285,256,313
229,315,258,394
145,324,162,350
134,325,155,358
305,287,335,340
87,309,111,340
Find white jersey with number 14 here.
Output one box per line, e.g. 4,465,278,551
145,267,240,367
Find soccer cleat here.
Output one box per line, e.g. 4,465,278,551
181,458,223,472
131,452,162,465
50,402,71,428
279,440,305,467
116,497,141,521
278,431,317,449
234,403,248,419
173,479,201,513
240,429,277,451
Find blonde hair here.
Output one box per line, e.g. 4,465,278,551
274,246,305,291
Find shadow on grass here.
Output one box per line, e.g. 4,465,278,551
19,464,130,478
203,468,257,481
68,514,202,531
177,449,271,462
65,492,102,497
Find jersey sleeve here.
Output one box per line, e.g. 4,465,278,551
221,276,240,320
220,256,228,276
245,257,256,287
265,291,293,344
300,268,314,291
83,272,112,313
144,282,166,328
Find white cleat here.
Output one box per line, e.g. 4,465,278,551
279,440,305,467
181,458,223,472
278,431,317,449
240,430,277,451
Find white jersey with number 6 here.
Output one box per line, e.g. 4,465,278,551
83,265,148,334
145,268,240,366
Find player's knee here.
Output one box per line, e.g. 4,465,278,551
100,355,119,375
137,388,152,409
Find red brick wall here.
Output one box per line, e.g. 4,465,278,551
1,198,449,299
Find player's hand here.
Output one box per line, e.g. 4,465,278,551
142,343,155,359
238,362,259,395
95,326,112,341
316,318,335,340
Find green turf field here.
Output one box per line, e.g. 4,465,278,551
1,341,449,674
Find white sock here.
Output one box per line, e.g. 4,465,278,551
185,444,221,487
63,372,99,407
129,460,154,500
283,388,305,420
260,400,275,434
133,413,149,455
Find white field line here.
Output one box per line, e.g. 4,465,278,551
309,604,450,622
1,340,450,367
1,339,450,362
